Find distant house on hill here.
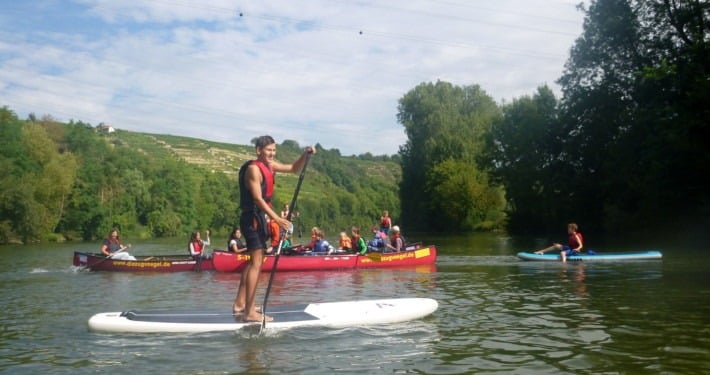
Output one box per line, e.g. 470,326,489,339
98,123,115,133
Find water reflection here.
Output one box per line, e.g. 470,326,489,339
433,258,628,372
1,237,708,374
562,263,588,298
210,265,438,306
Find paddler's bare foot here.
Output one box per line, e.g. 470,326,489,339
233,304,261,315
243,312,273,323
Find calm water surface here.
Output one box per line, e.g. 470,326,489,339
0,233,708,374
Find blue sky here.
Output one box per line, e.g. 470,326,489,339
1,0,585,156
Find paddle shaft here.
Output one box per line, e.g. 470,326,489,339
86,246,128,268
261,151,312,331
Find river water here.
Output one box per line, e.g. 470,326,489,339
0,232,708,374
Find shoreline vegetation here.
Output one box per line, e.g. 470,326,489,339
2,2,708,245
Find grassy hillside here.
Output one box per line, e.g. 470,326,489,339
113,130,403,232
117,130,400,186
0,106,402,243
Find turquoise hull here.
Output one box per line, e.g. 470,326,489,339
517,250,662,262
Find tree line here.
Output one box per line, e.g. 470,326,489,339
0,112,401,244
397,0,708,236
1,0,707,243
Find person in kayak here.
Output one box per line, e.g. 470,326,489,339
534,222,584,262
232,135,315,322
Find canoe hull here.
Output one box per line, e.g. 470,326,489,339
212,245,437,272
517,250,663,262
73,252,214,272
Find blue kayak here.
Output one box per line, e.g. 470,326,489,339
517,250,663,262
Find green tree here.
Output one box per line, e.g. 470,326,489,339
397,81,504,231
0,105,405,243
196,172,240,233
485,86,562,233
22,122,78,239
62,122,112,239
426,159,505,231
626,0,710,226
556,0,709,233
556,0,644,233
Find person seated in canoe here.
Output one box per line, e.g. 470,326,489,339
281,232,292,250
350,226,368,255
534,222,583,262
266,215,281,254
303,226,320,251
284,226,317,255
312,228,334,255
386,225,406,253
101,228,136,261
280,231,307,255
188,229,211,259
336,231,352,253
380,210,392,235
367,225,389,252
280,203,290,219
227,227,247,253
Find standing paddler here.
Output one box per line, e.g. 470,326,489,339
232,135,315,322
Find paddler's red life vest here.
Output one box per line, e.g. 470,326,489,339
239,159,275,211
190,240,204,255
569,232,583,249
253,160,274,206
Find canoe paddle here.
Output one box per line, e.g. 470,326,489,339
260,150,312,333
85,245,131,269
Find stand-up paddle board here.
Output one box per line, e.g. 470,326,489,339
88,298,438,333
517,250,662,262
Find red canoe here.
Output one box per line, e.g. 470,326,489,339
73,251,214,272
211,245,437,272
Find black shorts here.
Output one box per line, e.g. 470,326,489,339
240,211,267,251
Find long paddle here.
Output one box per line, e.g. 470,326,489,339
260,151,312,332
85,245,130,269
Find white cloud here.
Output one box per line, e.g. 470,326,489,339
0,0,585,155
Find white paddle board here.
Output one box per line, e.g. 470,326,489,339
88,298,438,333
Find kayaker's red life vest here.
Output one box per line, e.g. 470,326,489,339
569,232,583,249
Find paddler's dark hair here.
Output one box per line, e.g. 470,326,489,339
254,135,275,149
